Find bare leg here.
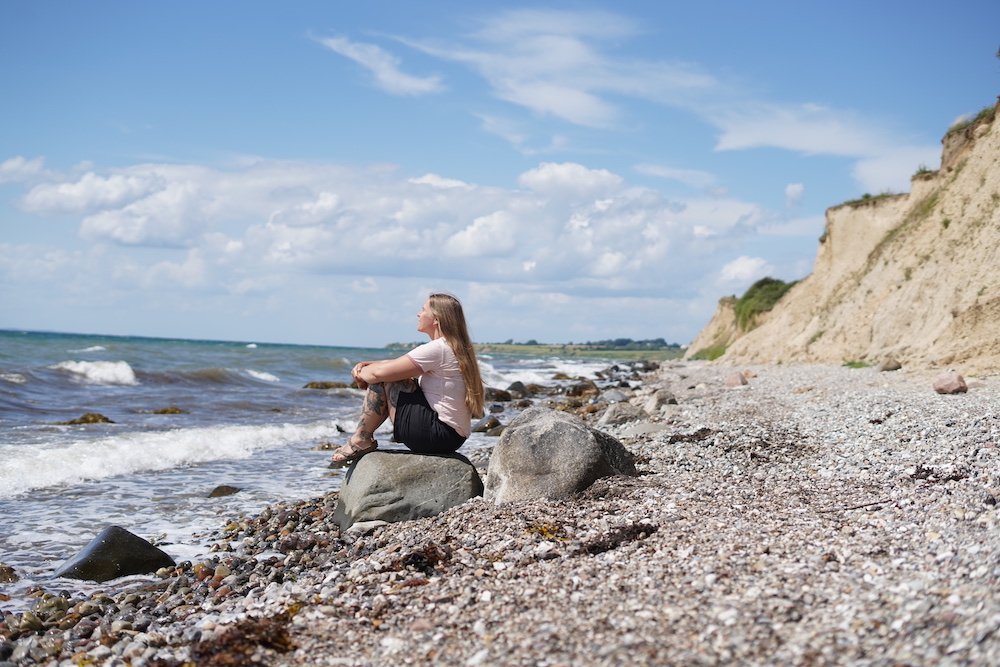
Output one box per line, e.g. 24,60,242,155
344,379,418,448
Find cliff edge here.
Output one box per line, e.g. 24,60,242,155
689,101,1000,372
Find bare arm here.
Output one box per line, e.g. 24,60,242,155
353,355,421,388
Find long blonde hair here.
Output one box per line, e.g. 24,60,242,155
428,293,485,419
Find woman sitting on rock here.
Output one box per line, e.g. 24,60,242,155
330,293,485,465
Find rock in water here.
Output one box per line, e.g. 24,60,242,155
208,485,241,498
333,451,483,531
484,407,636,503
53,526,175,582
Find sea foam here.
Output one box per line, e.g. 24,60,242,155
246,369,280,383
0,420,342,498
52,360,138,385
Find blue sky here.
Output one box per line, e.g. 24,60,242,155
1,1,997,347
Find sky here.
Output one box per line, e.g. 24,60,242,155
1,1,998,348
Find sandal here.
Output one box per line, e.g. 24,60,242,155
328,439,378,467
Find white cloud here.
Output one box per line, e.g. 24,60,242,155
23,171,162,212
719,255,772,284
351,277,380,293
0,156,46,183
713,103,883,156
145,249,207,288
445,211,518,257
852,145,940,194
6,156,818,347
518,162,622,197
399,9,714,128
317,35,443,95
784,182,804,207
409,174,469,189
635,163,716,189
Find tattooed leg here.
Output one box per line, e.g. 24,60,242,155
348,379,418,447
348,382,389,447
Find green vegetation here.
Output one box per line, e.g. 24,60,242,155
688,344,727,361
913,164,935,178
842,359,870,369
840,191,904,208
807,330,825,346
734,277,798,331
945,104,996,137
941,218,951,230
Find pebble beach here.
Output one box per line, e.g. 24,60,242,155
4,361,1000,666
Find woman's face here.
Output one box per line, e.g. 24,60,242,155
416,300,438,336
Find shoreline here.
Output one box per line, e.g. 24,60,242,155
3,361,1000,665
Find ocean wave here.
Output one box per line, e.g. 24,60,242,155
478,357,610,388
245,369,280,383
140,367,258,386
246,343,258,349
51,360,138,386
0,420,343,498
69,345,107,353
1,373,27,384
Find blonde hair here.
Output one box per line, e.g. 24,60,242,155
428,293,485,419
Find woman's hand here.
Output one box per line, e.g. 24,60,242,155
352,361,372,390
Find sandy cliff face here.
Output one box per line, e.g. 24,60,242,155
692,102,1000,372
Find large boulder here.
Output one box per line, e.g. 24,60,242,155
334,451,483,531
54,526,175,582
484,408,636,503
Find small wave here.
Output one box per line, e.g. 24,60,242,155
141,367,250,386
69,345,107,353
0,421,343,497
1,373,27,384
245,369,280,383
246,343,258,349
51,361,138,386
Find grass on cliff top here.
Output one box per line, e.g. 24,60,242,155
839,191,906,208
946,104,997,137
734,277,798,331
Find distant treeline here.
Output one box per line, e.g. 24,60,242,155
489,337,681,350
387,338,681,351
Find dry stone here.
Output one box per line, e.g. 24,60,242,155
333,451,483,531
484,407,636,503
933,371,968,394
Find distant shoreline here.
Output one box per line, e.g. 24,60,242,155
383,341,685,360
474,343,683,360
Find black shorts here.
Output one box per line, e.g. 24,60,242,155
393,386,467,454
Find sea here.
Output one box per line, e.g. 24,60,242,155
0,329,612,611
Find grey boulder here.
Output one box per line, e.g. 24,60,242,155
54,525,175,582
485,407,636,503
334,451,483,531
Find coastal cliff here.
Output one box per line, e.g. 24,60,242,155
689,101,1000,372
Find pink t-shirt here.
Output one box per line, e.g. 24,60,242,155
406,337,471,438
